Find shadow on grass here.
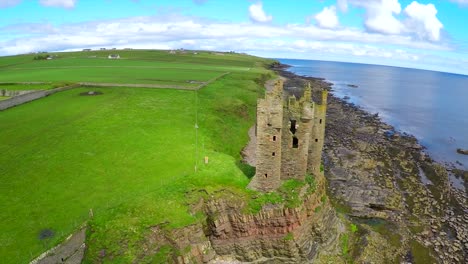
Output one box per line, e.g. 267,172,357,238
236,161,256,179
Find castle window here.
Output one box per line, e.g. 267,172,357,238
264,174,268,178
272,135,277,141
315,139,318,142
272,152,276,157
290,120,297,134
293,137,299,148
319,119,322,124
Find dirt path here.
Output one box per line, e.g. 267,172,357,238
241,126,256,166
31,227,86,264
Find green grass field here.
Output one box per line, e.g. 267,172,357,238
0,50,274,263
0,50,256,89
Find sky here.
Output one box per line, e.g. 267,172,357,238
1,0,468,75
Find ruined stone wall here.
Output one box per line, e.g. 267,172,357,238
248,81,284,192
280,90,314,181
0,90,37,97
307,90,328,176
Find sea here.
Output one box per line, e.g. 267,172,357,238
279,59,468,178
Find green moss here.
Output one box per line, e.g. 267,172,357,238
341,234,349,258
283,232,294,241
151,245,174,264
363,218,402,249
278,179,306,208
410,240,436,264
305,174,317,194
321,195,327,203
247,192,283,214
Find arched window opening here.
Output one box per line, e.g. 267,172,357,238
264,174,268,178
319,119,322,124
273,135,277,141
315,139,318,143
272,152,276,157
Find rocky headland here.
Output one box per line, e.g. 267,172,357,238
33,63,467,264
273,63,467,263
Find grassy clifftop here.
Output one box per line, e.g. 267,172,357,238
0,50,275,263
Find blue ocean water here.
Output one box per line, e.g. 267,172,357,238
279,59,468,171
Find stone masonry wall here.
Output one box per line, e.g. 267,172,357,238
307,90,328,176
280,90,314,181
249,81,326,191
248,80,284,192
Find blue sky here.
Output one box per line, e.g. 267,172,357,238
1,0,468,74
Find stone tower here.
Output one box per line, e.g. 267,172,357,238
307,90,328,176
280,84,314,181
248,81,327,192
247,80,284,192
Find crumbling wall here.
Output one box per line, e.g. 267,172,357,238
280,88,314,181
249,81,327,192
307,90,328,176
248,80,284,192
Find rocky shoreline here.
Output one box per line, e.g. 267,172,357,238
272,63,467,263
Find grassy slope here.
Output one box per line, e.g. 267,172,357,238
0,50,273,263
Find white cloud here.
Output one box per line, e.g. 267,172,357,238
248,2,272,23
39,0,76,9
314,6,339,29
350,0,404,35
404,1,443,41
338,0,443,42
0,15,450,56
0,0,21,8
0,13,462,74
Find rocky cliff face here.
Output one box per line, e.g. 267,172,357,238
139,173,345,264
204,176,344,263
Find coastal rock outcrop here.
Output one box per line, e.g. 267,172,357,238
205,179,343,263
275,68,467,263
457,148,468,155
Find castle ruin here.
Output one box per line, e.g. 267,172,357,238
247,80,328,192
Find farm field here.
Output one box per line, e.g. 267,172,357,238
0,50,274,263
0,50,254,89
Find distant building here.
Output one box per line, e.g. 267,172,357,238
108,54,120,59
100,48,106,51
83,49,92,51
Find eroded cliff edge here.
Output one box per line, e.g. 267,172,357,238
136,172,349,263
